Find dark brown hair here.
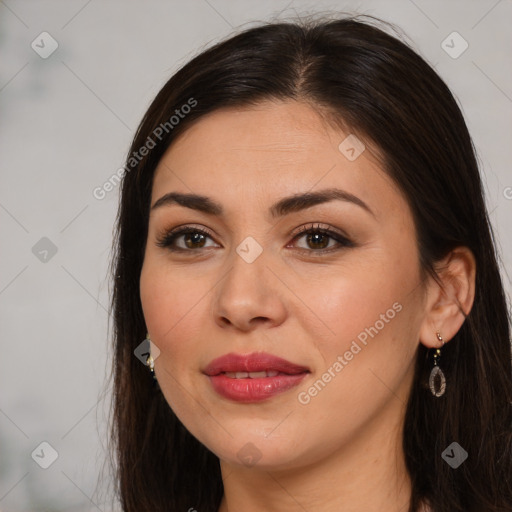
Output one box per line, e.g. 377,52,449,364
108,14,512,512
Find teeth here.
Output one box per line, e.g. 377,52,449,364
224,370,280,379
245,371,264,378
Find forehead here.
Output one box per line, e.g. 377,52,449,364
151,100,406,222
156,101,349,174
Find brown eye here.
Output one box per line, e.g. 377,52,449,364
156,227,217,251
182,232,207,249
303,232,331,250
290,223,354,253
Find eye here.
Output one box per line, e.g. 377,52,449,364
155,225,218,251
288,223,354,253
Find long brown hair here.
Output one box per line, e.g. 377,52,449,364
108,14,512,512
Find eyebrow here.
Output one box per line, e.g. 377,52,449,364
151,187,375,219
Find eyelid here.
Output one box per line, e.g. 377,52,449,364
289,222,350,241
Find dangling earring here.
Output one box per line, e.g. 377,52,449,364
429,331,446,397
145,332,158,385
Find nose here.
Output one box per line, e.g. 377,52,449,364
211,246,287,332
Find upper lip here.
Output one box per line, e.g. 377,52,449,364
203,352,310,376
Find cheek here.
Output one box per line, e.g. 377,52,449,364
294,244,422,396
139,261,208,419
295,249,416,350
140,259,203,358
292,282,421,448
320,278,404,341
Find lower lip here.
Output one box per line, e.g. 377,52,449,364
207,373,308,403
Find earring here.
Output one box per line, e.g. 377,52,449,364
429,331,446,397
145,332,158,385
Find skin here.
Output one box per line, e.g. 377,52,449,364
139,100,476,512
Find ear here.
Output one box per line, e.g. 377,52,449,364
419,246,476,348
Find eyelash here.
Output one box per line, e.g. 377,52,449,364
155,223,354,255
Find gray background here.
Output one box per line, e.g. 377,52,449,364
1,0,511,510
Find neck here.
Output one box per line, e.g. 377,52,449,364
217,393,412,512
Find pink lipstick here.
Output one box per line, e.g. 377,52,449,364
203,352,309,403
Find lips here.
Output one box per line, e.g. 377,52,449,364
203,352,310,403
203,352,309,376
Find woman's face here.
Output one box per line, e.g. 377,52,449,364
140,100,429,471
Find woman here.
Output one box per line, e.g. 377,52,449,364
108,14,512,512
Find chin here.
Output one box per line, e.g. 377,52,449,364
201,429,310,470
